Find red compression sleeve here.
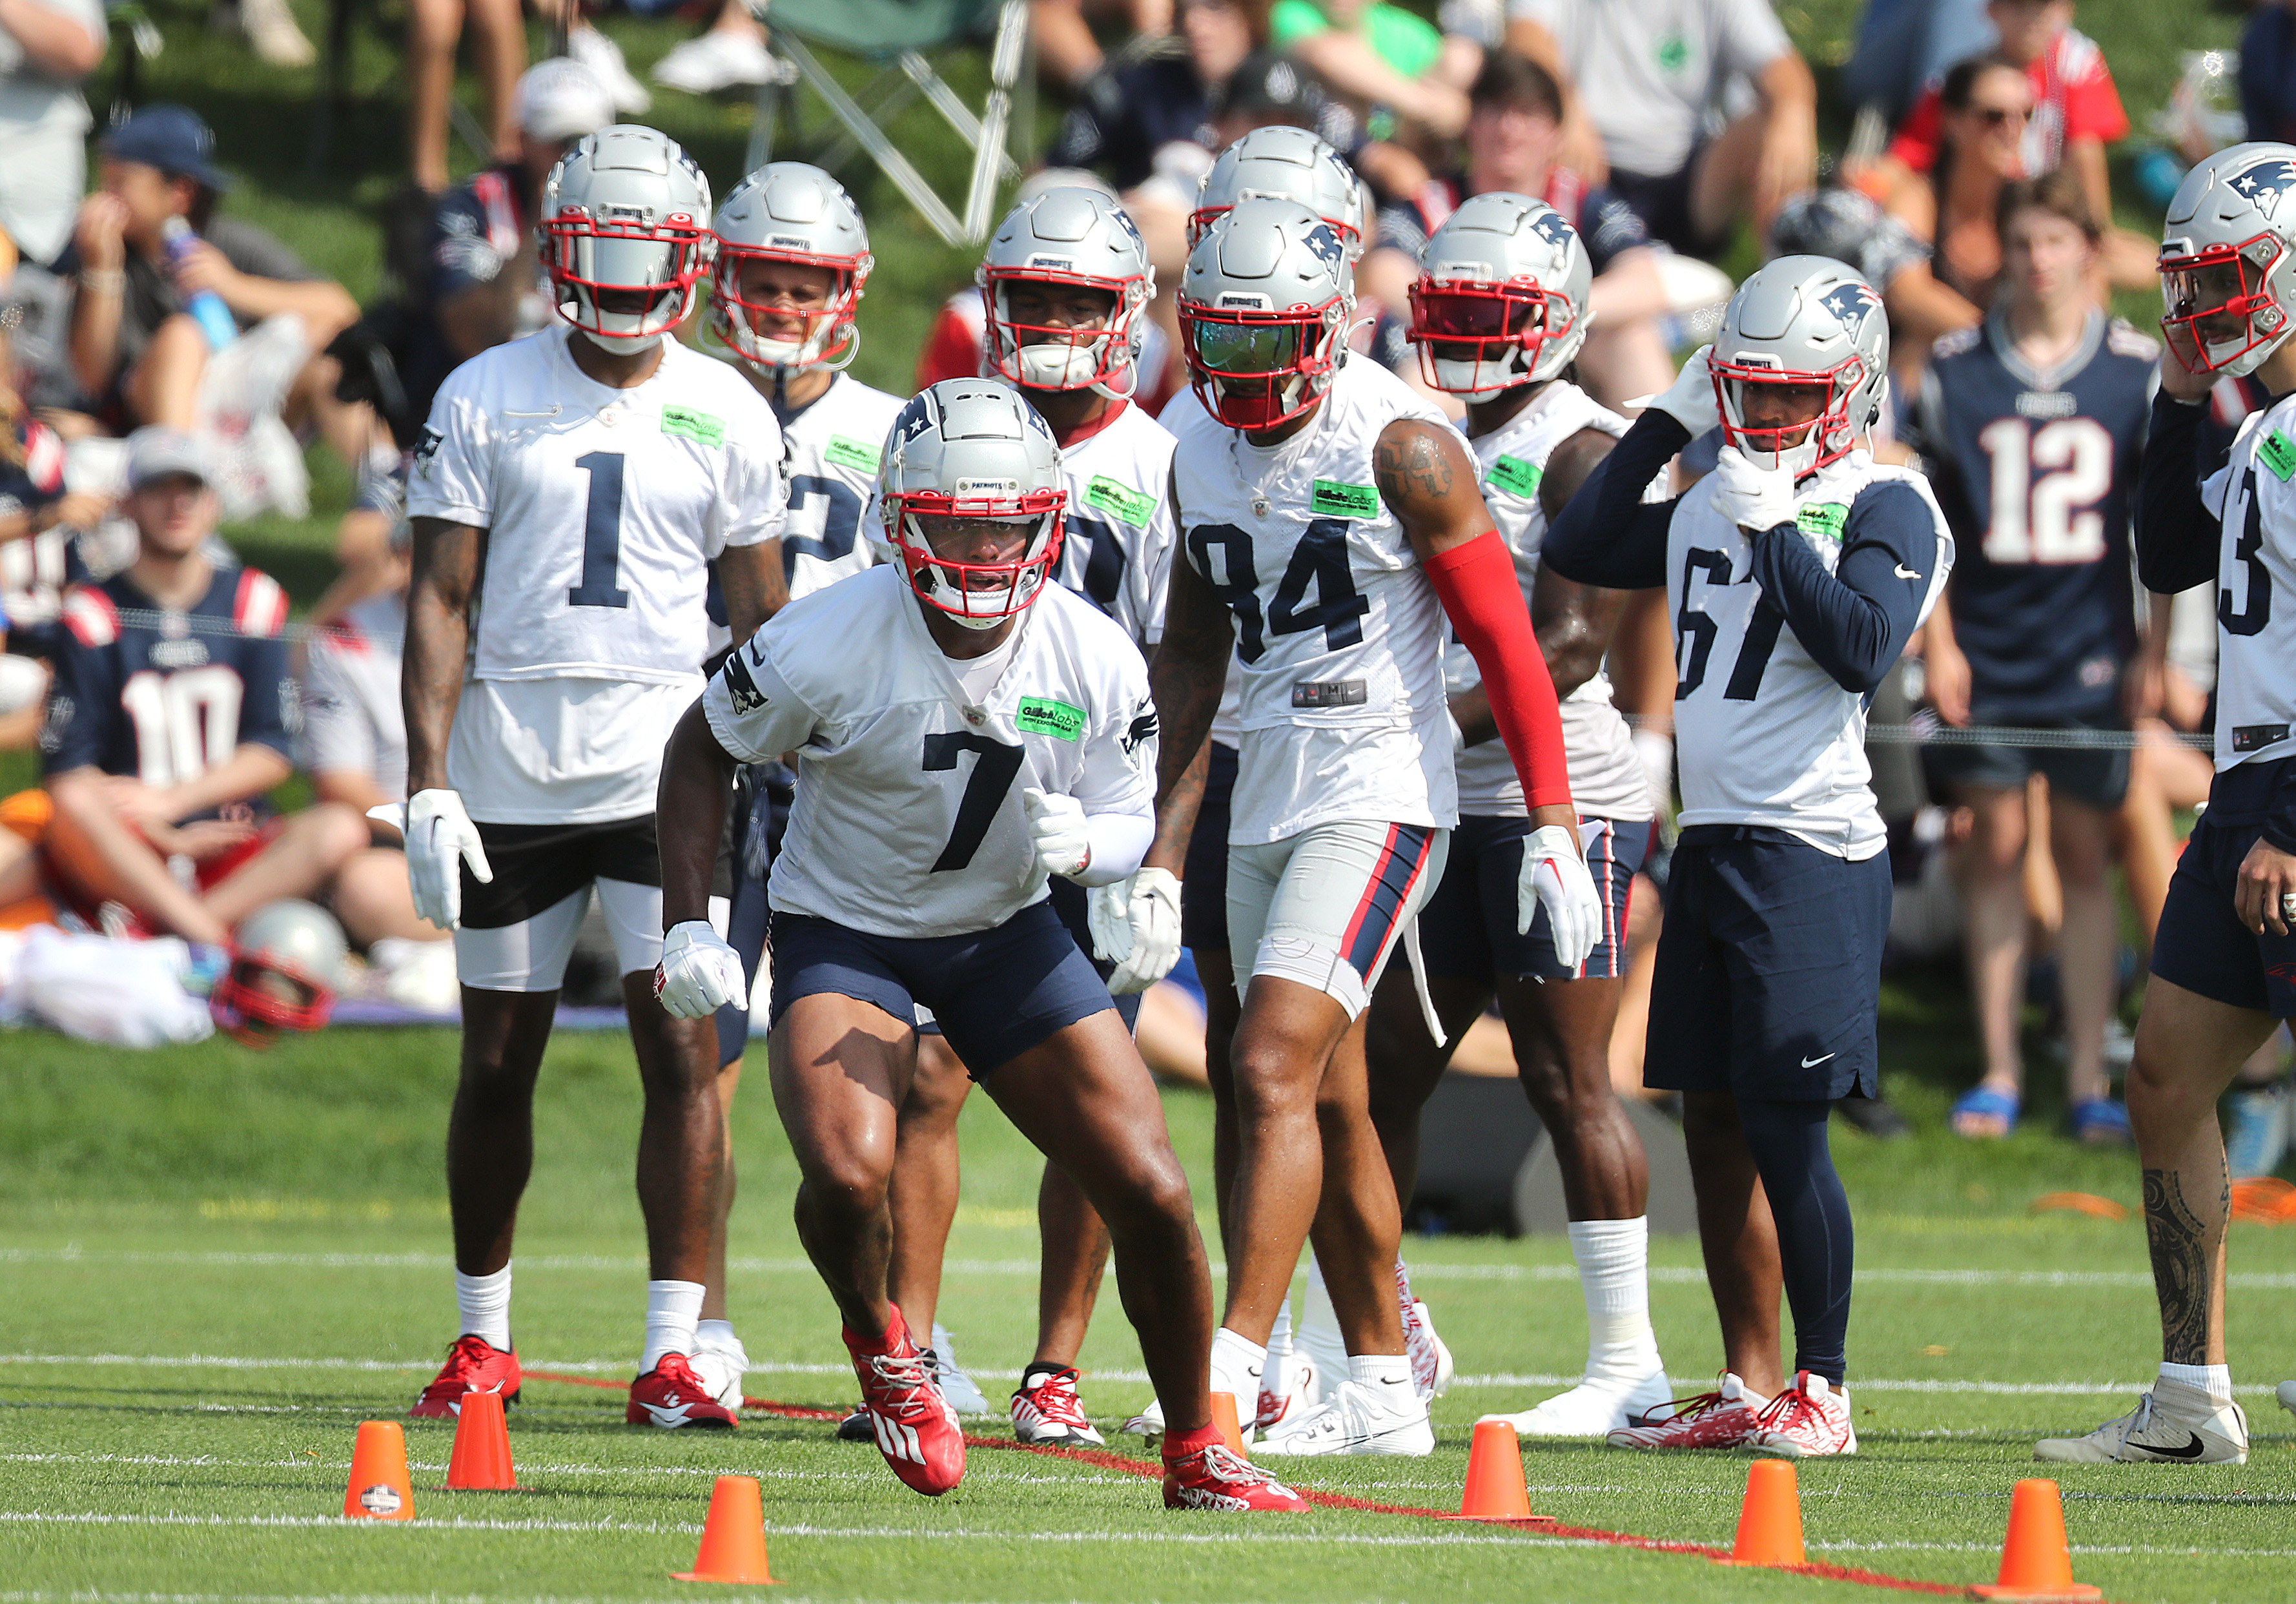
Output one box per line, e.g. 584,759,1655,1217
1423,531,1575,812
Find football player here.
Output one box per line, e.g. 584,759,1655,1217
651,380,1305,1512
1148,197,1599,1457
1545,258,1953,1457
400,125,789,1430
2033,143,2296,1466
1365,194,1673,1437
1906,167,2162,1147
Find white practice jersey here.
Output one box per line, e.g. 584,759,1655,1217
1169,359,1457,843
700,566,1158,938
302,590,408,801
1669,451,1953,859
1161,387,1244,747
866,396,1176,649
1453,382,1650,821
2203,393,2296,772
408,327,788,821
779,372,905,603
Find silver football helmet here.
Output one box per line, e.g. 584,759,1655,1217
2160,141,2296,377
710,161,872,373
212,898,349,1043
540,124,713,354
1708,254,1888,477
1178,196,1354,432
879,379,1067,630
1190,124,1365,260
978,187,1154,395
1408,192,1592,398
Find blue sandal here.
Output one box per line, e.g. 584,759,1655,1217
1951,1085,2020,1138
2070,1098,2133,1146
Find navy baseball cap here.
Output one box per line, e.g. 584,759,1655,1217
103,103,232,191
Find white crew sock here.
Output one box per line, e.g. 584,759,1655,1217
1568,1217,1663,1384
696,1318,737,1353
2159,1361,2234,1405
641,1279,706,1373
1209,1326,1267,1406
1348,1352,1416,1409
455,1264,513,1352
1295,1256,1350,1379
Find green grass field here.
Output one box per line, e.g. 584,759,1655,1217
8,1012,2296,1604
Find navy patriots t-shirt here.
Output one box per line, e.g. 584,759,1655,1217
40,566,296,792
1908,312,2157,722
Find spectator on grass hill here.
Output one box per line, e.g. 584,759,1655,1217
34,429,368,951
1270,0,1472,142
1883,54,2032,311
0,0,103,281
1051,0,1263,192
408,0,525,193
1502,0,1819,260
61,105,368,466
2240,0,2296,149
1033,0,1174,94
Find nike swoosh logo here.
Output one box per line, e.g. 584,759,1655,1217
1894,564,1922,580
1801,1053,1835,1068
2141,1432,2209,1460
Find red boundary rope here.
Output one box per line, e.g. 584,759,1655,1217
523,1369,1981,1596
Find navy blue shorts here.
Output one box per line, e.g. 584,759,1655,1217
1419,814,1651,983
1920,712,2130,811
766,899,1118,1078
2152,810,2296,1018
1049,874,1142,1032
1180,739,1238,952
1644,826,1890,1101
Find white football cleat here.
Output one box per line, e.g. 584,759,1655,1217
1010,1366,1105,1446
1485,1366,1674,1438
1744,1371,1857,1458
1120,1394,1165,1442
689,1329,750,1414
928,1324,993,1416
2036,1380,2249,1465
1255,1349,1323,1435
1256,1379,1433,1458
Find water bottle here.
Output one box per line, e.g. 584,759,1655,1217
160,216,238,351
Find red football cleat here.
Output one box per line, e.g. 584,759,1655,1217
846,1311,965,1496
409,1333,520,1420
1011,1365,1105,1446
1162,1440,1309,1511
626,1352,740,1429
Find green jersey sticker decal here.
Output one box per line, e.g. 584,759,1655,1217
661,406,724,447
1488,455,1543,499
1311,479,1380,519
1016,696,1085,741
2261,430,2296,483
825,435,880,473
1086,475,1156,528
1796,502,1850,542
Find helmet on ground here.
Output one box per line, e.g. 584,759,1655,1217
1178,196,1354,433
212,898,349,1044
540,124,713,353
978,187,1154,395
1708,254,1888,477
2158,141,2296,376
879,379,1067,629
1189,125,1365,260
710,161,872,373
1408,192,1592,398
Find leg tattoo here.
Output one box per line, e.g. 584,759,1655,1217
2143,1166,2220,1366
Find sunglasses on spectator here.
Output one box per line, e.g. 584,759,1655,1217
1970,104,2030,127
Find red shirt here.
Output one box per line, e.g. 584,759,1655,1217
1887,26,2128,177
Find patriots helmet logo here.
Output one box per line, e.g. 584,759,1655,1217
1819,280,1881,333
1301,221,1346,272
1527,209,1574,250
2231,158,2296,214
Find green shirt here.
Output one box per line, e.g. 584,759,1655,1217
1269,0,1442,80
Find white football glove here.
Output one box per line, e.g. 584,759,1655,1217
1709,445,1800,535
400,788,491,932
654,920,747,1019
1519,823,1603,972
1023,787,1093,879
1647,344,1720,436
1087,867,1183,994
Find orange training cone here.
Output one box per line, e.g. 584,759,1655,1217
1446,1419,1543,1521
673,1474,777,1585
1210,1392,1248,1457
444,1388,517,1490
1716,1458,1804,1567
343,1421,415,1521
1972,1479,2102,1600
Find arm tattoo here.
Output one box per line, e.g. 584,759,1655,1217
2144,1165,2224,1365
1374,425,1455,505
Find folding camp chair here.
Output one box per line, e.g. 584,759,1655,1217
748,0,1028,246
